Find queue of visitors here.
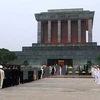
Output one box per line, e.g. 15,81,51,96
1,64,100,89
0,65,20,89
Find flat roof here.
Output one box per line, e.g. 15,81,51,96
48,8,85,12
35,8,94,21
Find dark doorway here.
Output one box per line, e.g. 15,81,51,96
47,59,73,66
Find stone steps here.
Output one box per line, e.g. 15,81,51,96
49,75,92,78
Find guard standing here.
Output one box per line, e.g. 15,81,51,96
2,66,7,88
11,66,16,86
40,66,43,79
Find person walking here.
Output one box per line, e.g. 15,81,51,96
59,65,62,75
65,64,68,75
49,66,52,76
40,66,43,79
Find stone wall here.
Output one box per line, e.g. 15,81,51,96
13,43,100,67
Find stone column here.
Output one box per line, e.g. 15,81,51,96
58,20,61,43
41,24,43,43
48,20,51,43
68,20,71,42
78,20,81,42
88,19,92,42
37,21,41,43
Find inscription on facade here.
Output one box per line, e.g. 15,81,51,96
35,11,94,20
50,14,78,19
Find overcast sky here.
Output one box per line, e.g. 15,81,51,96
0,0,100,51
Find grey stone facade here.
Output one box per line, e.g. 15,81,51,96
14,42,100,67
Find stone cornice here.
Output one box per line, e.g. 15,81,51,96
35,11,94,21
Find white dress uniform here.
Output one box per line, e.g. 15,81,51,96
59,66,62,75
54,66,56,75
97,69,100,84
65,65,68,74
93,67,97,82
49,66,52,76
0,65,5,89
91,67,95,77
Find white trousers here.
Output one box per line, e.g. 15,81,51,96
97,74,100,84
0,78,4,89
59,68,62,75
41,75,43,79
94,74,98,82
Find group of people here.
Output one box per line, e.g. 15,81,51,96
1,64,100,89
49,64,68,76
49,66,57,76
0,65,20,89
91,65,100,84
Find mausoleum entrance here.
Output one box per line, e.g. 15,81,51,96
47,59,73,66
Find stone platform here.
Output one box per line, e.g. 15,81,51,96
0,78,100,100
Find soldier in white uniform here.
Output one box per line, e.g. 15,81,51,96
94,66,98,82
65,65,68,75
59,66,62,75
0,65,5,89
91,65,95,78
97,67,100,84
96,65,100,84
54,66,56,75
49,66,52,76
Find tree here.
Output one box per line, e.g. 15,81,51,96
97,54,100,60
23,60,29,66
87,61,93,67
0,48,18,65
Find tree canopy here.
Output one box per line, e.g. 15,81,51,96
97,54,100,60
86,60,93,67
0,48,18,65
23,60,29,66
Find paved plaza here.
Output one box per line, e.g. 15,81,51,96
0,77,100,100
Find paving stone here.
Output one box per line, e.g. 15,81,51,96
0,78,100,100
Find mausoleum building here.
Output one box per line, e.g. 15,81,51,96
15,8,100,67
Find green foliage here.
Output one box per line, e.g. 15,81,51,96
23,60,29,66
0,48,17,64
86,60,93,67
97,54,100,60
87,61,92,64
